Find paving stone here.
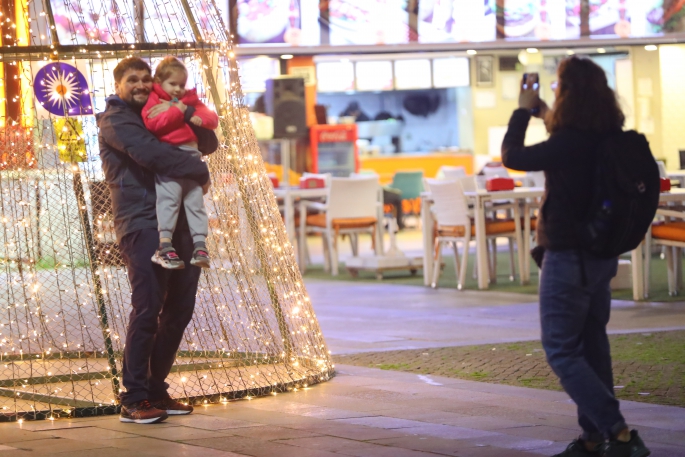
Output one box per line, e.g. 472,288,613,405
369,435,483,456
131,426,234,441
499,425,579,442
0,428,51,444
169,414,266,431
228,425,321,441
464,433,554,452
35,426,138,441
101,436,247,457
286,421,411,441
183,435,341,457
7,437,108,453
395,424,500,440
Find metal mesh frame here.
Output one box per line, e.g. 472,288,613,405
0,0,333,422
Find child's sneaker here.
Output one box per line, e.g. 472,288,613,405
190,248,210,268
152,247,185,269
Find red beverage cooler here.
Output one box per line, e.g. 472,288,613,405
310,124,359,177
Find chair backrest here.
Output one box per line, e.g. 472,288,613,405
482,164,510,178
426,178,470,228
302,172,332,187
326,176,380,220
526,171,546,188
437,166,467,180
457,176,478,193
390,171,424,199
657,160,667,179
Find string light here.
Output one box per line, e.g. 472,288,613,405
0,0,333,424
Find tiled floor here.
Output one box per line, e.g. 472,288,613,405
1,365,683,456
1,260,684,456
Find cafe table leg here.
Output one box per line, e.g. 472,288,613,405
513,202,526,285
631,241,645,301
522,201,532,284
475,195,490,289
421,196,434,286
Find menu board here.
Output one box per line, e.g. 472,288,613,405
394,60,432,90
237,57,280,92
432,58,470,88
236,0,320,45
419,0,496,43
588,0,663,38
329,0,410,45
355,61,394,91
50,0,134,44
316,61,355,92
499,0,580,40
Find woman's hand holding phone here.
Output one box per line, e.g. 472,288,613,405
519,72,548,118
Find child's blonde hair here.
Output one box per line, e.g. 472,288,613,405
154,56,187,83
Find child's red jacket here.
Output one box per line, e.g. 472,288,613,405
142,84,219,146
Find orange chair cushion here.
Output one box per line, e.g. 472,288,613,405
437,219,517,237
651,221,685,242
306,214,377,230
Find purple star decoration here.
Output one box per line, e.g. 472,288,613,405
34,62,93,117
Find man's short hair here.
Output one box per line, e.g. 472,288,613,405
113,57,152,83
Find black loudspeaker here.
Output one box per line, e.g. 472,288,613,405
265,77,307,139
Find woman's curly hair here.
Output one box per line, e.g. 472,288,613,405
547,56,625,134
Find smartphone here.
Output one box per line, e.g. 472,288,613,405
522,72,540,114
522,72,540,91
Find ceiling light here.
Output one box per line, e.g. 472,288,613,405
280,54,294,60
466,50,477,55
597,48,606,54
526,48,539,53
566,49,575,55
645,45,658,51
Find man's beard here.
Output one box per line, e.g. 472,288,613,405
127,89,149,110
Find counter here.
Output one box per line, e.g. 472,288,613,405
359,152,473,184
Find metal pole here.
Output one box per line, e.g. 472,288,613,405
71,167,120,398
174,0,294,356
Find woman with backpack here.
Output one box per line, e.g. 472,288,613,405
502,56,651,457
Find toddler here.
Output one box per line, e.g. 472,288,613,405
142,56,218,269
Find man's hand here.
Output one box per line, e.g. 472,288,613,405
190,115,203,126
202,178,211,195
147,101,173,119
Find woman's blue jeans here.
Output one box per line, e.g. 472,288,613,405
540,249,627,442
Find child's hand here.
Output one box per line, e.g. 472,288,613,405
190,116,203,126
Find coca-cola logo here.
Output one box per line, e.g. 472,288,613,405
319,130,350,142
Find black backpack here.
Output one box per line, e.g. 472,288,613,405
577,130,660,258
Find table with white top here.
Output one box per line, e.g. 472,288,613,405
421,187,545,289
631,188,685,300
667,171,685,188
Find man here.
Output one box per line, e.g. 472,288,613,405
98,57,218,424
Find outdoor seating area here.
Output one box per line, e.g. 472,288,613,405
272,164,685,302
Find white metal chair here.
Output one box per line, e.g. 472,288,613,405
427,178,523,289
437,166,467,180
645,208,685,296
300,176,381,276
657,161,667,179
482,164,510,178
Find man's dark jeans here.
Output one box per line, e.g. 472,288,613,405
540,249,627,442
118,227,201,406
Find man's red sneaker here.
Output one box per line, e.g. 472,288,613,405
120,400,168,424
150,397,194,415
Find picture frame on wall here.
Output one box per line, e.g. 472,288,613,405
475,55,495,87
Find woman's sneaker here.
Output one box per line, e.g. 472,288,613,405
602,430,651,457
150,397,194,415
553,439,602,456
152,247,185,269
120,400,168,424
190,248,210,268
